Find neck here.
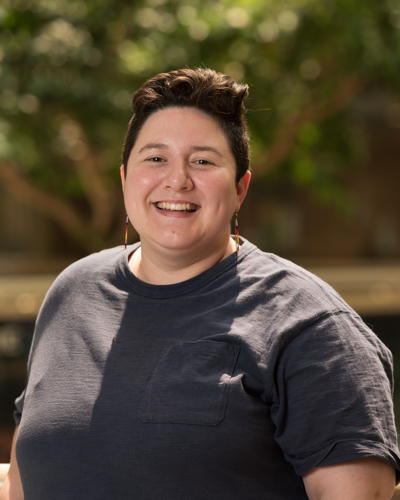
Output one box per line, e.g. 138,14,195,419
128,237,237,285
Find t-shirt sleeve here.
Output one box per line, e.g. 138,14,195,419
270,310,400,478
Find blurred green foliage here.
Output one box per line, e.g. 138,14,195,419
0,0,399,251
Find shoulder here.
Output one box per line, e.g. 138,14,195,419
252,251,392,368
35,245,130,318
238,241,393,360
239,239,351,316
50,245,126,290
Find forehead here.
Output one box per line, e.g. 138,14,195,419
133,106,231,150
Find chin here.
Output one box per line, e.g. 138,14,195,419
159,239,199,252
148,233,196,250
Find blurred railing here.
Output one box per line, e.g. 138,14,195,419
1,263,400,321
309,263,400,316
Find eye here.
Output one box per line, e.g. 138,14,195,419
146,156,165,163
193,159,214,166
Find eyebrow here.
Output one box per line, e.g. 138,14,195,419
137,143,223,157
137,143,168,154
191,146,223,157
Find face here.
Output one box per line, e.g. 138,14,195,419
121,106,251,258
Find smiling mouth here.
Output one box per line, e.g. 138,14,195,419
154,201,199,212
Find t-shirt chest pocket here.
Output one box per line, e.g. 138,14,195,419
140,340,240,425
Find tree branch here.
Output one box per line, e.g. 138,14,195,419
252,75,364,176
0,160,87,242
60,118,116,234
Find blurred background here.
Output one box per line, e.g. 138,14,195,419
0,0,399,462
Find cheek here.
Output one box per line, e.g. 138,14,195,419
125,171,156,201
204,178,238,207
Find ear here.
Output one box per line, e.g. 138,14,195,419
235,170,251,210
120,164,126,191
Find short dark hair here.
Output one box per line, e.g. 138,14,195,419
122,68,250,181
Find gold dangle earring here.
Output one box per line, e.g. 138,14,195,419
234,211,240,253
124,215,129,249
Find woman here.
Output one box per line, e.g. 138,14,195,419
1,68,399,499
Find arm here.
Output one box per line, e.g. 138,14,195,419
0,428,23,500
303,457,395,500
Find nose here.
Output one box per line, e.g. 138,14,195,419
164,161,194,191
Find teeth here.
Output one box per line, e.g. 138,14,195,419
156,202,197,211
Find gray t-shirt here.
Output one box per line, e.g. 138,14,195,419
15,238,400,499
